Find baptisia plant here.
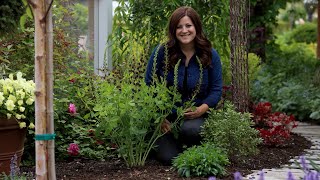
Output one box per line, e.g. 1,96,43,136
0,72,35,129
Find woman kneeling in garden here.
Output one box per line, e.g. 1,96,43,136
145,6,223,165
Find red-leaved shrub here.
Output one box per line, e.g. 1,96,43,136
252,102,298,146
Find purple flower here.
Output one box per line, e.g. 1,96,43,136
10,154,19,178
234,172,243,180
68,103,77,115
287,171,295,180
67,143,80,156
208,177,216,180
259,170,265,180
299,156,309,173
305,171,320,180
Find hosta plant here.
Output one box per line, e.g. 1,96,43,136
0,72,35,129
172,143,229,178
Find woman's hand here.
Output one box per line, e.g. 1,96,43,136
184,104,209,119
161,119,171,133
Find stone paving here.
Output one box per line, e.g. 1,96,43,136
245,122,320,180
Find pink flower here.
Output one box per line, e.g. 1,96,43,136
67,143,80,156
68,103,77,115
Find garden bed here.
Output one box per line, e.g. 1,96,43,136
21,133,311,180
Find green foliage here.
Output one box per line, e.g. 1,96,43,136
201,101,262,160
0,28,35,79
0,1,25,36
248,53,261,82
289,23,317,44
0,172,33,180
172,143,229,178
277,2,306,28
52,0,88,38
251,41,320,121
94,75,182,167
52,26,109,159
249,0,301,59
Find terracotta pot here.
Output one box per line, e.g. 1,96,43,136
0,118,27,175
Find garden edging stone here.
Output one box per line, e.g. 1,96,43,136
245,122,320,180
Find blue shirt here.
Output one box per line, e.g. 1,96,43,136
145,45,223,108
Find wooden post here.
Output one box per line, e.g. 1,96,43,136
45,0,56,179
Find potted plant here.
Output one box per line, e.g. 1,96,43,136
0,72,35,175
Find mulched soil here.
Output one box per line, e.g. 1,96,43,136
20,133,312,180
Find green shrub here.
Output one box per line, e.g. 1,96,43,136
0,1,25,35
0,28,34,79
201,101,262,160
172,143,229,177
248,53,261,82
289,23,316,44
251,41,320,121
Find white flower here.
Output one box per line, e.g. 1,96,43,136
26,98,34,105
29,123,35,129
8,95,17,103
16,72,23,80
18,100,23,106
16,90,25,99
19,122,26,129
7,113,12,119
5,100,15,111
15,114,22,120
19,107,25,112
0,92,4,105
0,72,35,128
9,74,13,80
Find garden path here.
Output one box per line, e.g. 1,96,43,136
245,122,320,180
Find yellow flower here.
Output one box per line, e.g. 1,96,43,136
21,115,26,119
19,122,26,129
19,107,25,112
29,123,35,129
5,100,15,111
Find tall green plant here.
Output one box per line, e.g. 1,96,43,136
94,78,182,167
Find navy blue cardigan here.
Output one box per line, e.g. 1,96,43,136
145,45,223,109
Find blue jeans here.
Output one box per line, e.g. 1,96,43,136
154,117,205,165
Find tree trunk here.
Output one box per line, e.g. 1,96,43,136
27,0,54,179
45,0,56,179
317,0,320,59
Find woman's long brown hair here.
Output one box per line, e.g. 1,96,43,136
166,6,212,68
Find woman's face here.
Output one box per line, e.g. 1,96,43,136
175,16,196,47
